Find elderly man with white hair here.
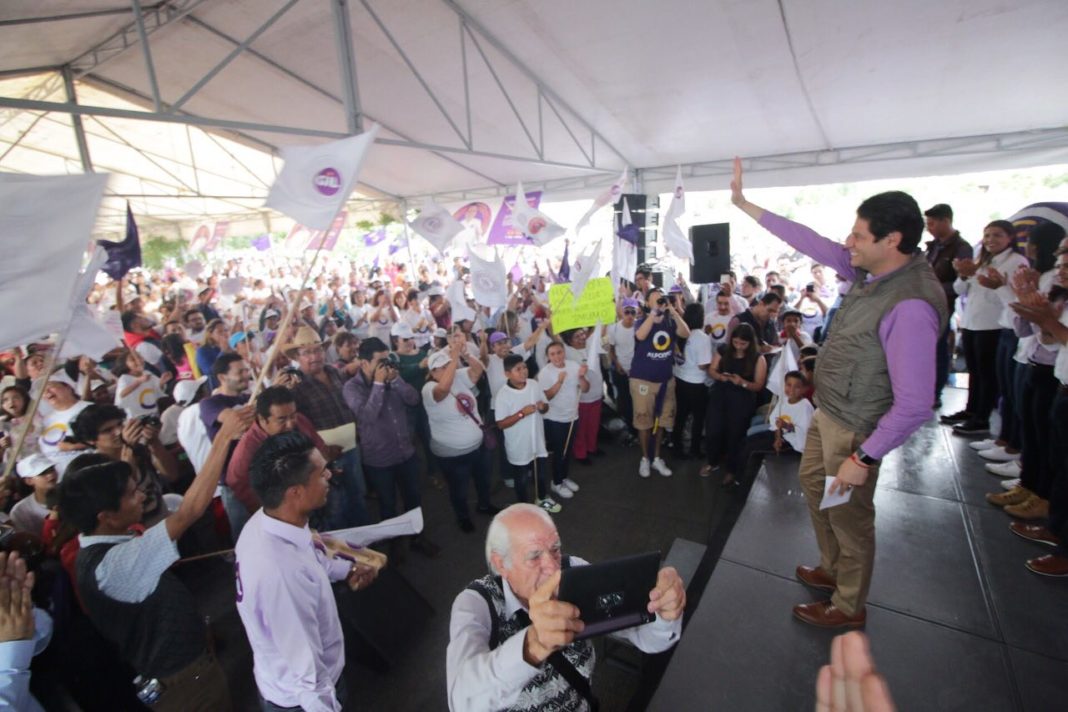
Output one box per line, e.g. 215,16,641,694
446,504,685,711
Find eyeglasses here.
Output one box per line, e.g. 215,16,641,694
623,309,637,315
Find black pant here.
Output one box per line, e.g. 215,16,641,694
935,322,952,400
738,428,799,482
544,419,574,485
438,446,491,521
1019,364,1057,499
705,383,758,475
961,328,1001,422
612,370,636,435
673,379,709,455
1047,390,1068,557
995,330,1021,447
511,458,550,503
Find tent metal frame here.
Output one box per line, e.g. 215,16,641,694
1,0,1067,224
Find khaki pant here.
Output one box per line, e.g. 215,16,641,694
797,409,880,617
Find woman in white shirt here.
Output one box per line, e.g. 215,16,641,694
536,342,589,502
949,220,1029,435
422,346,497,532
671,303,713,458
400,289,435,350
367,288,396,344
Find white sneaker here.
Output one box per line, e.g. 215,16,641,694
1000,477,1022,491
985,460,1021,478
969,438,998,451
978,446,1020,462
639,458,651,478
651,457,673,477
551,483,574,499
561,478,580,493
538,498,562,513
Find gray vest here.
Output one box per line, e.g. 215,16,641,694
466,571,596,712
815,254,948,434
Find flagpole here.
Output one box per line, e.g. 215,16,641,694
1,333,67,480
400,200,419,289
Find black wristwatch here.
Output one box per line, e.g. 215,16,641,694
854,447,879,467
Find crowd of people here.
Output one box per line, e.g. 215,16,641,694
0,165,1064,708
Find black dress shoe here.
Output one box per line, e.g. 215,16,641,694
458,518,476,533
575,457,593,466
939,410,971,424
952,419,989,436
592,449,606,457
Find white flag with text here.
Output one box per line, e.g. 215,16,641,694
409,197,465,254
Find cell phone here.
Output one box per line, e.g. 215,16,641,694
806,283,816,293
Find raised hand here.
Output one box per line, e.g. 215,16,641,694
524,571,584,665
730,156,745,207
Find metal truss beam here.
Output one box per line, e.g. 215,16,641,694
0,5,165,27
639,128,1068,183
331,0,363,134
61,66,94,172
69,0,210,79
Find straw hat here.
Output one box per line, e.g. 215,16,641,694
282,326,322,356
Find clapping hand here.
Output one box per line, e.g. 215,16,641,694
953,258,978,279
976,268,1005,290
0,552,35,643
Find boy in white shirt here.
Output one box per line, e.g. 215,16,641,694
494,355,559,513
11,454,57,536
737,370,815,482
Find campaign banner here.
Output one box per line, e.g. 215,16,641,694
204,220,230,252
306,210,347,251
452,202,493,243
487,191,542,246
189,223,212,252
548,277,617,332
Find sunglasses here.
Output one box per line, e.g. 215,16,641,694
623,309,637,315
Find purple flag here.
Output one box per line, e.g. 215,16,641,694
388,235,408,256
558,243,571,282
509,263,523,283
97,203,142,280
251,234,271,251
363,228,387,247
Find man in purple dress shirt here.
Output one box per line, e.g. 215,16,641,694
731,158,948,628
235,432,377,711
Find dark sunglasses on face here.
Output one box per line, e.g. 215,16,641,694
623,309,637,315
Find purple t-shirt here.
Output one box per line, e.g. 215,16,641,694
629,316,677,383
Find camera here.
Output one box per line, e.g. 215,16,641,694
656,297,667,307
806,283,816,294
386,352,400,367
282,366,304,382
137,414,162,429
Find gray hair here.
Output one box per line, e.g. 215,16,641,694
484,503,554,575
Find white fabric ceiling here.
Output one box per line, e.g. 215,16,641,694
1,0,1067,230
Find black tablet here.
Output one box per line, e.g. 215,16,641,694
558,551,661,640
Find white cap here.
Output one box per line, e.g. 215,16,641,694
16,454,55,479
46,370,78,390
390,322,415,339
427,350,452,370
173,376,208,405
432,327,448,339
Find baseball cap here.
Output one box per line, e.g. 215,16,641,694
46,370,78,390
488,331,509,345
391,322,416,339
264,309,281,320
228,331,248,349
17,454,55,479
427,284,445,297
622,298,641,309
173,376,208,405
432,327,448,339
427,350,452,370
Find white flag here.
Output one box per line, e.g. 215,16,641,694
586,320,603,365
409,197,464,254
569,239,603,301
0,173,108,351
661,166,693,263
446,279,477,323
766,343,799,398
511,181,566,247
265,124,380,230
61,306,125,360
666,165,685,221
469,249,508,309
612,198,639,292
575,167,628,232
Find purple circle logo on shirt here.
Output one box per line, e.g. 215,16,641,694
314,168,341,196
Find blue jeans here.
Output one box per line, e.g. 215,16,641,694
219,485,251,540
511,458,550,503
363,455,421,521
438,446,491,521
323,448,370,530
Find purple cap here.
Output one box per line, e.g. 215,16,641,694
669,284,683,293
488,331,509,345
622,298,641,309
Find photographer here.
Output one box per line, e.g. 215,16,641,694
631,288,690,478
71,404,182,528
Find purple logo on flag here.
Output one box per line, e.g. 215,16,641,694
314,168,341,196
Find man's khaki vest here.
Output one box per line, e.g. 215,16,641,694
814,254,948,435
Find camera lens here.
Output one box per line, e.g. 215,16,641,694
657,298,667,306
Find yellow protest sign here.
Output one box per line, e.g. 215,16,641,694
549,278,617,332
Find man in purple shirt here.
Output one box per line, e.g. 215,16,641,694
235,431,378,712
731,158,947,628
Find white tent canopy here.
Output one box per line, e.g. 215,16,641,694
1,0,1066,232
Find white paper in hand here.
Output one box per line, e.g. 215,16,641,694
819,477,853,510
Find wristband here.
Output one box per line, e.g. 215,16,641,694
855,447,879,467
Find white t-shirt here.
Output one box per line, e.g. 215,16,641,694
494,381,549,466
39,400,92,476
607,323,636,372
674,331,713,385
771,397,815,452
534,331,554,371
401,308,436,348
487,347,530,411
564,344,603,404
159,403,185,447
115,373,163,418
1054,309,1068,386
422,368,482,458
135,341,164,367
10,495,49,536
704,312,732,350
537,361,581,423
349,304,371,338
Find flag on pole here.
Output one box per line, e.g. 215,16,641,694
612,198,639,291
409,197,465,254
265,124,380,230
251,234,272,251
362,228,387,247
510,181,566,248
97,203,142,280
558,242,571,282
586,320,603,365
661,166,693,263
447,280,477,322
469,249,508,308
575,167,628,232
569,239,602,301
766,344,799,399
0,173,108,350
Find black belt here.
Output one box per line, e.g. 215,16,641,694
1027,361,1055,370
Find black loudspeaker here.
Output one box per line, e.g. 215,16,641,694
689,223,731,284
614,194,658,265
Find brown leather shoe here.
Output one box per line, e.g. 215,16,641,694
792,600,866,628
986,486,1032,508
1004,495,1050,520
1009,522,1060,548
795,565,836,592
1025,554,1068,577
